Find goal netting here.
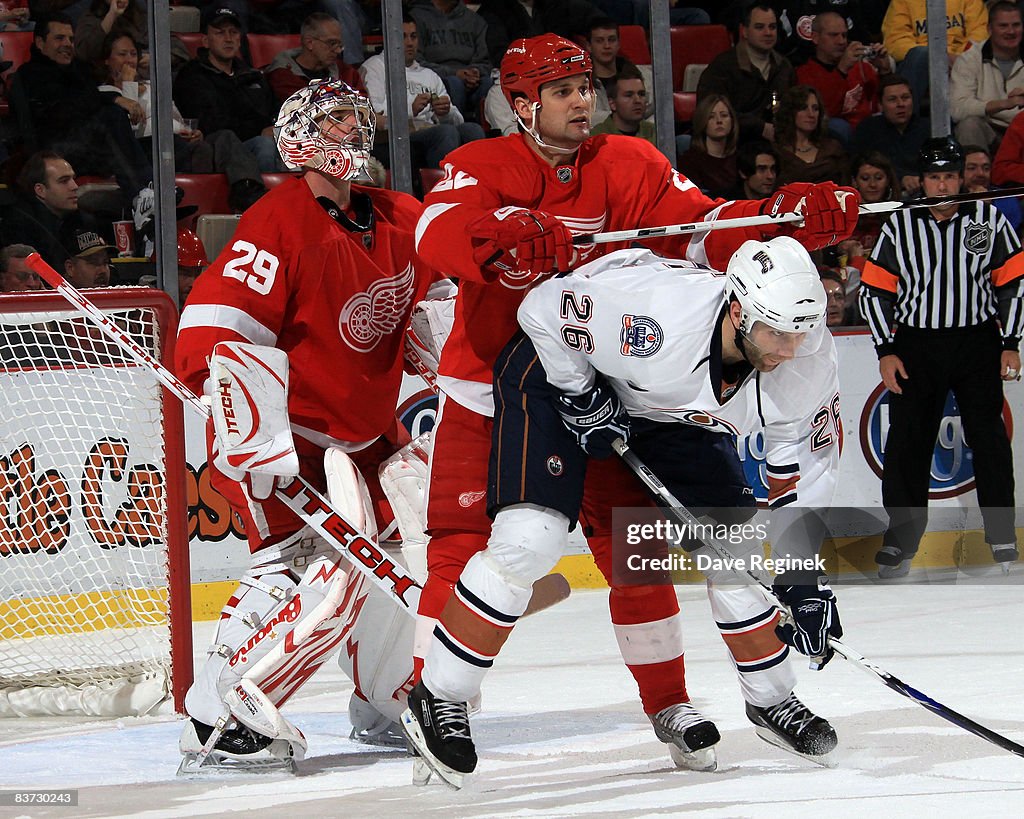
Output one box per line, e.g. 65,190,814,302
0,288,191,717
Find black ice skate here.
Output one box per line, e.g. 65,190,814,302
178,718,300,774
990,542,1019,573
745,694,837,765
648,702,720,771
401,681,477,788
876,544,912,579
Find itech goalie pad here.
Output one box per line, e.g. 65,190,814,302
210,342,299,482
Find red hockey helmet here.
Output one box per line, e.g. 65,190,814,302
177,227,208,269
501,34,593,109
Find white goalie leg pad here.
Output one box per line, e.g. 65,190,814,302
707,582,796,707
184,530,348,727
209,341,298,500
325,446,378,540
225,678,308,761
337,564,418,724
324,447,419,726
378,431,432,582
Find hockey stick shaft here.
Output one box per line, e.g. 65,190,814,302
612,437,1024,758
26,253,421,614
574,186,1024,245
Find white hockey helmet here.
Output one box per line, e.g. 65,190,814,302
725,236,826,334
275,79,375,180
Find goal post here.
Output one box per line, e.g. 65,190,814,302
0,287,192,717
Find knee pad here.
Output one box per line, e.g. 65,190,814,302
485,504,570,589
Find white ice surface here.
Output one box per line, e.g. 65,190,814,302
1,584,1023,818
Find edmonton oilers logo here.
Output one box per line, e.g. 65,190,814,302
620,314,664,357
859,384,1013,499
546,455,564,476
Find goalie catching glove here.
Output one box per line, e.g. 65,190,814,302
774,584,843,670
468,206,574,289
209,341,299,500
556,377,630,459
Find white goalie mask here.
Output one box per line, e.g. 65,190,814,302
275,79,376,180
726,236,826,335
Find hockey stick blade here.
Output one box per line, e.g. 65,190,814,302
574,186,1024,246
611,437,1024,759
25,253,421,614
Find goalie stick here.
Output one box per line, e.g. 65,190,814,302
612,437,1024,760
574,186,1024,246
25,252,422,615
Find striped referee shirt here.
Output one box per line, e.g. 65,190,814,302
858,200,1024,357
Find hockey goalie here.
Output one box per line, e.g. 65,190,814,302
173,78,448,772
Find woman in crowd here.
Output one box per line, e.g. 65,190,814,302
98,32,210,172
77,0,149,75
835,151,902,321
677,93,739,198
774,85,848,186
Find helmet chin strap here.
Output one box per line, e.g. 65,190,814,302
517,102,580,156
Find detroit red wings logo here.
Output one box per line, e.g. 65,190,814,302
338,263,416,352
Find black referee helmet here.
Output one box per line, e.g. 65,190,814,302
917,136,964,176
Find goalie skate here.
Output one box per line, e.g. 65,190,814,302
745,693,837,766
648,702,720,772
177,718,304,775
348,691,406,748
401,681,476,789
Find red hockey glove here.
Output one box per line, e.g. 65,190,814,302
762,182,861,250
468,207,574,289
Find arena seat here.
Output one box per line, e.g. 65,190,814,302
176,32,204,58
247,34,299,69
261,172,302,190
175,174,232,222
673,92,697,125
618,25,651,65
0,31,33,115
669,25,731,92
419,168,445,196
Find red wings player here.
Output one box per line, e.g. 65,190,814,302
175,80,443,771
404,35,859,784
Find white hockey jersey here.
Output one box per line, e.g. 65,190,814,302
517,248,841,509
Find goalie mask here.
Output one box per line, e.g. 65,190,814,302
501,34,593,153
276,79,375,180
726,237,825,335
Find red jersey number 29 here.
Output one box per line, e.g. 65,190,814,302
223,240,280,295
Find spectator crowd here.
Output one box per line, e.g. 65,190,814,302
2,0,1024,333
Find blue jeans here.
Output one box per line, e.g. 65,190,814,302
412,122,485,168
243,135,285,172
897,46,929,115
441,73,495,123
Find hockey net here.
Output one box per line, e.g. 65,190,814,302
0,288,191,717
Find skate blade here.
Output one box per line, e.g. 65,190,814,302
752,726,836,768
877,559,911,579
177,752,296,776
400,710,468,790
668,743,718,772
349,726,408,749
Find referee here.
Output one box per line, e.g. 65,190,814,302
859,136,1024,578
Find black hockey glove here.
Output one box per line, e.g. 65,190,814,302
774,584,842,670
555,381,630,459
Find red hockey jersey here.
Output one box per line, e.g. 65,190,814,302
176,176,438,448
415,133,761,414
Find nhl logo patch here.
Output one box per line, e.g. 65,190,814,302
546,455,564,476
964,221,992,255
620,314,664,357
556,166,574,184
